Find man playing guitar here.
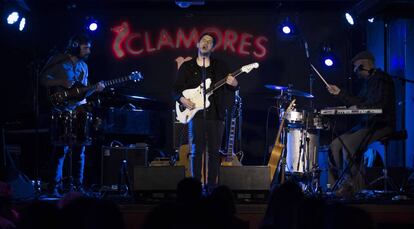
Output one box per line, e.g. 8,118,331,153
173,33,238,192
41,34,105,196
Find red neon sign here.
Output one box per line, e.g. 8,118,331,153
111,22,268,59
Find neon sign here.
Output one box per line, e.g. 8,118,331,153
111,22,268,59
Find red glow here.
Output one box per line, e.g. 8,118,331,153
238,33,253,56
111,22,269,60
223,30,238,53
176,28,199,48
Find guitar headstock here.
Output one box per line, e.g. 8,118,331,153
129,71,143,82
283,99,296,118
241,62,259,74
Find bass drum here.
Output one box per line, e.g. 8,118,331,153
286,128,319,173
50,110,93,146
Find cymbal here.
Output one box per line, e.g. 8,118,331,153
123,94,155,101
265,84,314,98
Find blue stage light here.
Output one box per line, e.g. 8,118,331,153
7,12,19,24
18,17,25,31
282,26,291,34
88,22,98,31
345,12,354,25
324,58,334,67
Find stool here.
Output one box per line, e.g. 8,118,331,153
369,130,407,192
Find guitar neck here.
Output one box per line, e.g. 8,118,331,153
226,118,237,155
86,75,132,91
206,68,243,94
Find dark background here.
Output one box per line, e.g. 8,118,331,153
1,0,379,184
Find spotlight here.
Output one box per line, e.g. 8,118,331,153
321,44,335,67
345,12,355,25
19,17,26,31
85,17,98,32
368,17,375,23
282,26,291,34
279,17,296,36
88,22,98,31
324,58,334,67
7,12,19,24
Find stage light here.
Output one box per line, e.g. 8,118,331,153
175,0,205,8
368,17,375,23
279,17,296,36
282,26,291,34
345,12,355,25
324,58,334,67
85,16,98,32
18,17,25,31
7,11,19,24
88,22,98,31
321,44,335,67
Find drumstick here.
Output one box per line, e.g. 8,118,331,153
310,64,330,88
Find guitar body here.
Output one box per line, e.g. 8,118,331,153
268,143,284,181
175,78,212,124
49,82,88,107
176,144,192,177
267,99,296,183
221,153,242,166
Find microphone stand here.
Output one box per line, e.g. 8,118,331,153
201,57,208,190
302,38,315,109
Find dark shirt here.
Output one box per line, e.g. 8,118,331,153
337,69,396,130
173,57,236,121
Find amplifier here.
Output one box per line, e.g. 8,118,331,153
101,144,149,188
219,166,270,190
133,166,185,191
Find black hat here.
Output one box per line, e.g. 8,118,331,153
351,51,375,63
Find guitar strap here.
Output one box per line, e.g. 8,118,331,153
40,54,71,76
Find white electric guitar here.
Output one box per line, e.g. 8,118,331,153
175,62,259,124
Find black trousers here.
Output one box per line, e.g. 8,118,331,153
328,126,393,192
189,118,225,186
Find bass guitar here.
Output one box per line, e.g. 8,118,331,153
48,71,143,107
268,99,296,182
175,62,259,124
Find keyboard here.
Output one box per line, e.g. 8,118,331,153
320,108,382,115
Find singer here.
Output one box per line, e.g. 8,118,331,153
173,33,238,193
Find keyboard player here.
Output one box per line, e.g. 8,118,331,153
326,50,396,197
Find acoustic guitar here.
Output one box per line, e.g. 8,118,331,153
267,99,296,182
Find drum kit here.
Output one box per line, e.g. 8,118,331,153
50,109,93,147
266,84,329,194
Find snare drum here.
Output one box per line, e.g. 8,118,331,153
282,109,305,126
286,128,319,173
51,110,93,146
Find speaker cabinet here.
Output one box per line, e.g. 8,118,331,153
133,166,185,191
101,144,148,188
219,166,270,190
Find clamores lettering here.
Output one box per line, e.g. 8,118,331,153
111,22,268,60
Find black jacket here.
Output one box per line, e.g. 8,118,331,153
337,69,396,130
